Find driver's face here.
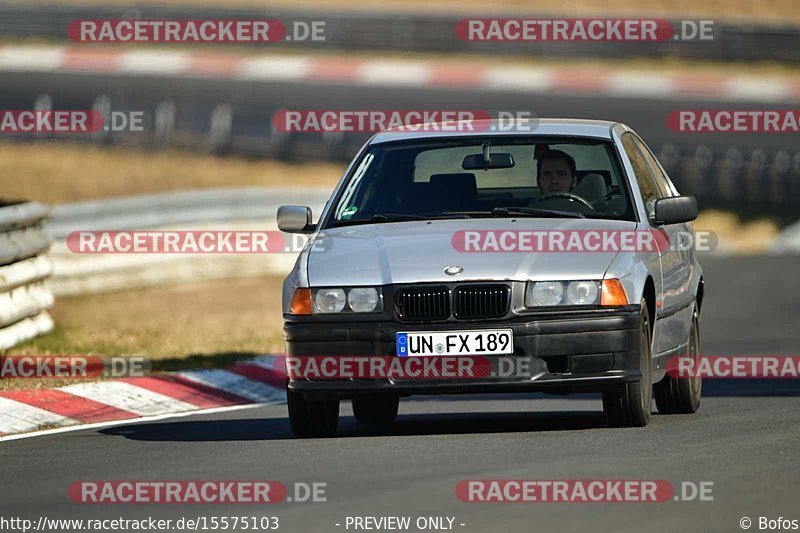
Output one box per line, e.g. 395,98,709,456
539,159,575,194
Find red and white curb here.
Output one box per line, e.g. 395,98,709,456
1,45,798,103
0,354,286,441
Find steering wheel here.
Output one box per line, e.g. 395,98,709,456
536,192,595,210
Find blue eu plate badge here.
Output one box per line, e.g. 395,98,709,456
396,333,408,357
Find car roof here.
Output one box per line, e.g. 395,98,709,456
369,118,627,144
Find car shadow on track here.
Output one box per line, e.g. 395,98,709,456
701,378,800,397
100,410,609,442
101,418,296,441
342,410,609,438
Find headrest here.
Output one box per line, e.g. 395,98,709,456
573,173,607,201
429,173,477,195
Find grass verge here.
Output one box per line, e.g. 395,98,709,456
2,276,286,391
0,142,343,204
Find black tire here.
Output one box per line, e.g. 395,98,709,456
655,308,702,414
603,299,653,427
352,395,399,424
287,390,339,438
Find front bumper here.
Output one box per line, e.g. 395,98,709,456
284,306,643,398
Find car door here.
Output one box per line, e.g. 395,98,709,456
621,133,686,355
632,135,695,352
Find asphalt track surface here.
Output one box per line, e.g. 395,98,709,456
1,254,799,533
3,71,800,155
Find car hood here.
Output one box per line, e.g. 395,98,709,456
306,218,637,286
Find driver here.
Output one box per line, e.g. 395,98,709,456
536,149,577,195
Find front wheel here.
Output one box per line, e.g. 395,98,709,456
287,390,339,438
352,395,399,424
655,308,702,414
603,299,653,427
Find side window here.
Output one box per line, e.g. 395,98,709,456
622,133,662,219
631,135,675,198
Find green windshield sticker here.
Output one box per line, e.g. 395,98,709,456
341,206,358,219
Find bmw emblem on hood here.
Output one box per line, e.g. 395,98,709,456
444,265,463,276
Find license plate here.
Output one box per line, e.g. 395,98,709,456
396,329,513,357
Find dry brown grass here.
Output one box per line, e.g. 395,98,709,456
23,0,800,24
0,142,344,204
2,275,287,390
15,275,287,357
694,210,780,254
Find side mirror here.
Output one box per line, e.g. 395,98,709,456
277,205,315,233
653,195,697,226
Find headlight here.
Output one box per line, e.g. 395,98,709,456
348,288,380,312
525,280,601,307
566,281,600,305
526,281,564,306
311,287,382,314
314,288,346,313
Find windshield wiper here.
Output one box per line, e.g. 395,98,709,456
371,213,475,221
429,212,478,219
369,213,428,222
333,208,561,228
332,213,454,227
490,207,585,219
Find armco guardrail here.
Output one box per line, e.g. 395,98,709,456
44,187,329,240
0,4,798,63
0,201,54,349
45,187,329,296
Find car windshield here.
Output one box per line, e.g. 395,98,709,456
327,136,635,227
